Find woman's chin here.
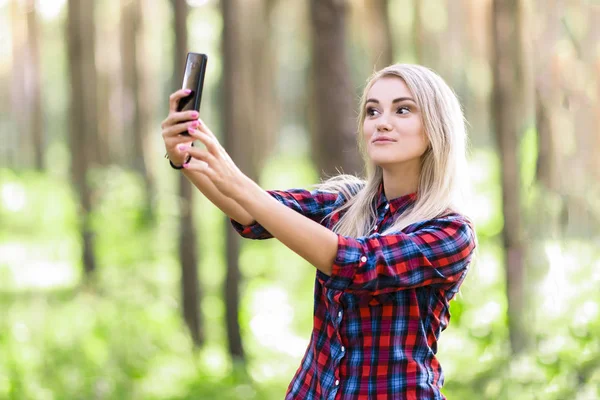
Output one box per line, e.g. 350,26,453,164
369,154,404,166
370,155,420,169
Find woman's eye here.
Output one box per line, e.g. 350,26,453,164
366,107,379,116
397,106,410,114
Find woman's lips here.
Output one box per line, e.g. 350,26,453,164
372,139,396,144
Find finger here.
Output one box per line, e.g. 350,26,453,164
196,119,218,140
181,145,218,165
169,89,194,113
181,158,211,172
160,110,199,130
163,119,201,138
186,127,221,156
184,162,218,181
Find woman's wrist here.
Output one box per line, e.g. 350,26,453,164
169,154,192,169
166,142,194,169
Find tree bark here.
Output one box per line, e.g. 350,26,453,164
220,0,279,363
534,0,562,192
363,0,393,70
491,0,530,354
121,0,155,219
172,0,203,347
413,0,444,72
24,0,44,170
309,0,362,179
66,0,99,276
221,0,249,364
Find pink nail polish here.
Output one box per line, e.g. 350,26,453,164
178,144,188,151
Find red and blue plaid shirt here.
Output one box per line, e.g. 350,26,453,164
231,182,476,399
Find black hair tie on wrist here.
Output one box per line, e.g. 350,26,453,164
169,154,192,170
167,141,194,169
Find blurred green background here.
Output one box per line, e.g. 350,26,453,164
1,0,599,399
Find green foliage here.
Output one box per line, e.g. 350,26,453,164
1,154,599,400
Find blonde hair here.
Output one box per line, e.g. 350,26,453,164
313,64,472,237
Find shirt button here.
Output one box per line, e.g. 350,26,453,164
335,380,340,386
374,225,378,231
341,346,345,352
338,311,342,318
360,256,367,263
385,204,389,209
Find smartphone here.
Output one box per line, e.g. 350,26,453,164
177,53,208,131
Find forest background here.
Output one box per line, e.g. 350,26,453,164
1,0,599,399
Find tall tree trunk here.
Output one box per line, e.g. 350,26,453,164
10,0,29,168
592,7,600,183
534,0,562,193
172,0,202,347
24,0,44,170
222,0,251,365
491,0,530,354
246,0,279,171
121,0,155,220
363,0,393,70
568,0,600,236
66,0,99,277
443,0,468,92
464,0,492,148
413,0,444,73
309,0,362,179
221,0,279,363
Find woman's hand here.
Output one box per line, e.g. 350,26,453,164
160,89,201,166
179,120,249,201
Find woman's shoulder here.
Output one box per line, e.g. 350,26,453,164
311,174,366,201
403,210,474,234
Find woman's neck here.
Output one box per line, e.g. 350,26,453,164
381,163,420,200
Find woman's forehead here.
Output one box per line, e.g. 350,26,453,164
367,76,412,100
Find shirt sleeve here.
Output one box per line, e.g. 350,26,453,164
229,188,347,240
323,215,476,295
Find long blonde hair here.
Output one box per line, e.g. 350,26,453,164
313,64,472,237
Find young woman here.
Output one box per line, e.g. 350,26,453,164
161,64,477,399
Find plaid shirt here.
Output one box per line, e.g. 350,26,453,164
231,182,476,400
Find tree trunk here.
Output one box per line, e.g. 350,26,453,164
66,0,99,277
363,0,393,70
172,0,203,347
491,0,530,354
10,0,29,168
220,0,278,363
413,0,444,73
534,0,562,193
463,0,492,148
593,7,600,183
221,0,250,364
246,0,279,171
24,0,44,170
309,0,362,179
443,0,468,91
121,0,155,220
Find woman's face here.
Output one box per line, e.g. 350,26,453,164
363,76,429,169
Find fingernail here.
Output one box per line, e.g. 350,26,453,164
184,89,192,94
178,144,188,151
190,121,199,127
191,111,199,118
183,162,190,168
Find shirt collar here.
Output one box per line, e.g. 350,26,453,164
376,181,417,214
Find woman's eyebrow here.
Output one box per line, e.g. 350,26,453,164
366,97,416,104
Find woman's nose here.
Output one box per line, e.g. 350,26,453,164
376,118,392,131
